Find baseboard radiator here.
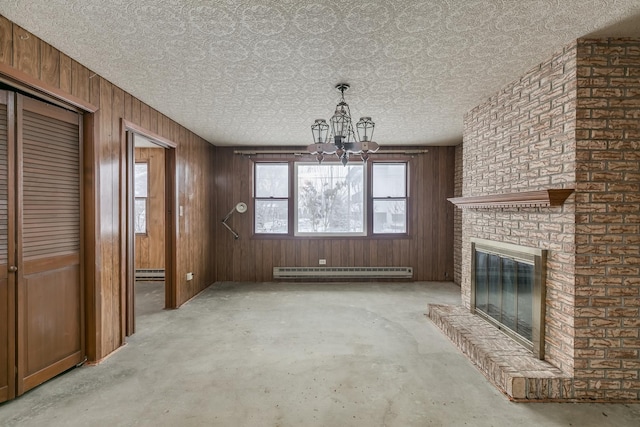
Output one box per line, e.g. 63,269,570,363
135,269,165,281
273,266,413,279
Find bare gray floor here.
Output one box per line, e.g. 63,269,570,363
0,281,638,427
135,280,165,317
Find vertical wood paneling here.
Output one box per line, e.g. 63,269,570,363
149,109,157,134
298,239,309,267
309,240,319,269
71,60,90,104
140,102,149,131
400,239,410,269
323,240,331,265
280,242,287,270
213,147,455,281
330,240,340,266
412,152,424,279
251,239,261,282
353,240,363,266
59,53,71,94
131,97,141,125
175,127,186,303
0,14,217,361
39,41,59,88
272,241,281,273
369,241,378,269
89,67,100,108
123,92,132,121
340,240,349,264
263,241,272,282
392,240,401,264
0,16,13,66
12,25,39,79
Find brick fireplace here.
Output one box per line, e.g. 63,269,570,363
434,38,640,401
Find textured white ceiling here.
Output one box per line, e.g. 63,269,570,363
1,1,639,146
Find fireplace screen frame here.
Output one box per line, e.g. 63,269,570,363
471,238,547,359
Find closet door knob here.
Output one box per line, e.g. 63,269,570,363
8,266,17,272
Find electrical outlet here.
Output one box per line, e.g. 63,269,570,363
186,272,193,281
319,259,326,265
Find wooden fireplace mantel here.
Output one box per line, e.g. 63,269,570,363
447,189,574,209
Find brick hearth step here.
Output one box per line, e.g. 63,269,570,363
428,304,574,401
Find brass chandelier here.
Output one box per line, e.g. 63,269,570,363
307,83,380,165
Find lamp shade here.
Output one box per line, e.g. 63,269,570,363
330,102,351,140
356,117,374,142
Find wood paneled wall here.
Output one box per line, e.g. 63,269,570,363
212,147,455,281
0,16,217,361
134,147,165,270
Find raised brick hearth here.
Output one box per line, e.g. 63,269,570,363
429,304,572,401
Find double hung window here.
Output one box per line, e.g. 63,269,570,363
253,161,407,237
254,163,289,234
372,163,407,234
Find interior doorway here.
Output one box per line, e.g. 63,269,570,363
133,134,166,318
123,122,177,337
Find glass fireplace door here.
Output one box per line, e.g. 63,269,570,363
471,238,545,359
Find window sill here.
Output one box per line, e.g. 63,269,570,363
251,233,412,240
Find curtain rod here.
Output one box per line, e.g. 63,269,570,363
233,149,429,156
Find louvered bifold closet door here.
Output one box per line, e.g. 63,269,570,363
0,91,15,403
16,95,83,395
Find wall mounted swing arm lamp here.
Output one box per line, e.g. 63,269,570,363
221,202,247,239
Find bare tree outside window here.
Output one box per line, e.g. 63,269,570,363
296,163,364,235
253,161,407,236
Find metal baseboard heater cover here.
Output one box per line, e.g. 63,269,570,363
273,266,413,279
135,269,165,281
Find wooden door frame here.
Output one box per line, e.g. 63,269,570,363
121,119,177,337
1,90,16,402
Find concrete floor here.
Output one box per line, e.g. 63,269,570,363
0,281,638,427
